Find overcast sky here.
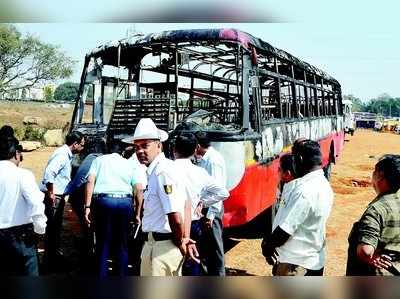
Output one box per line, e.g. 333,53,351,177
11,0,400,101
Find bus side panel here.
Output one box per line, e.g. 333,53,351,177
223,159,280,228
224,130,345,228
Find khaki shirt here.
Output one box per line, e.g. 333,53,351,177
347,190,400,275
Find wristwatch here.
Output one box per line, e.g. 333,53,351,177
84,205,91,209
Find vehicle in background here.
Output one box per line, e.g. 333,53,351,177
342,99,355,136
69,29,345,235
374,120,383,131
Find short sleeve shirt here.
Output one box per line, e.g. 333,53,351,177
88,153,138,194
274,169,334,270
142,153,186,233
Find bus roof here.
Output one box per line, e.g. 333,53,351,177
88,28,339,85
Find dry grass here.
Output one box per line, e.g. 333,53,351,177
0,100,73,139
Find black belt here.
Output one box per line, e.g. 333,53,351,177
0,223,33,235
95,193,132,198
143,232,174,242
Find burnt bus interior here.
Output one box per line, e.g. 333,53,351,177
71,31,342,153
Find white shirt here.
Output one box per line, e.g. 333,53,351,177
273,169,334,270
174,158,229,221
142,153,186,233
127,153,147,187
40,144,73,195
196,146,227,220
0,161,47,234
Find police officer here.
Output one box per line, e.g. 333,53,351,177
126,118,197,276
0,136,47,276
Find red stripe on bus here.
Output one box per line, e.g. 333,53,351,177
223,131,345,228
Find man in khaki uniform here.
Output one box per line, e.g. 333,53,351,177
347,154,400,276
125,118,197,276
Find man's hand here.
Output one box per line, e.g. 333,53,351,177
47,192,56,207
84,208,91,227
178,238,200,264
134,214,141,225
194,202,204,218
370,254,392,270
203,218,213,231
261,238,279,265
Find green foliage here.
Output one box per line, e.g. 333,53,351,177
43,85,54,102
23,125,45,141
0,24,75,96
352,93,400,118
54,82,79,102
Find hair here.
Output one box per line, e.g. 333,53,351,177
291,137,309,155
375,154,400,192
174,132,198,158
65,131,84,146
0,125,15,139
293,140,322,174
195,131,211,148
122,146,135,159
280,153,296,175
107,140,124,155
0,137,18,160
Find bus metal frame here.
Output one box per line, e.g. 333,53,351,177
70,29,345,230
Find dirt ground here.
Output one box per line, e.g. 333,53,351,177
20,129,400,276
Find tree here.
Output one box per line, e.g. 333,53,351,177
54,82,79,102
363,94,400,117
43,85,54,102
0,24,75,97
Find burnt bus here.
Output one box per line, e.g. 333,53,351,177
70,29,344,233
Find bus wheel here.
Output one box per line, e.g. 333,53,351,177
323,146,335,181
323,162,333,181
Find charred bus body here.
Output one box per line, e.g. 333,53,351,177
70,29,344,232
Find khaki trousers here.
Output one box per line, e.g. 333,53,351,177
140,233,184,276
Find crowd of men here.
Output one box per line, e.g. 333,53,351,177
1,118,400,276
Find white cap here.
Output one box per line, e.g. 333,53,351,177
122,118,168,143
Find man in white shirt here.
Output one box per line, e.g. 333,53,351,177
263,140,334,276
173,132,229,275
40,131,85,270
125,118,197,276
194,131,227,276
0,137,47,276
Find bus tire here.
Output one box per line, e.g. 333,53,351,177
323,144,335,181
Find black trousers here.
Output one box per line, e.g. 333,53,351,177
0,223,39,276
202,207,225,276
44,194,65,266
69,187,95,272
